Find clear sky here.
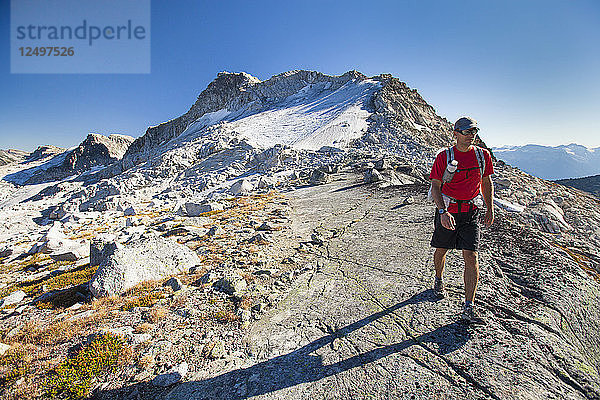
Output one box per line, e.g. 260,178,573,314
1,0,599,152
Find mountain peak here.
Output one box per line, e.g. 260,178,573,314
216,71,261,84
123,69,454,165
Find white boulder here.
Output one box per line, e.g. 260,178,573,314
0,343,11,356
88,233,201,297
494,198,525,213
1,290,26,307
230,179,253,196
29,222,88,260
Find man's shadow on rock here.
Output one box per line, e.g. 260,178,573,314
99,290,470,400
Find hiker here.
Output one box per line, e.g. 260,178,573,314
429,116,494,324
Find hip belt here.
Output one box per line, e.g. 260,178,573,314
450,198,475,213
442,194,477,213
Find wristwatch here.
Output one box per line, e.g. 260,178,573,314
438,208,447,215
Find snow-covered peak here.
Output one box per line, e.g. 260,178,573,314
123,70,375,161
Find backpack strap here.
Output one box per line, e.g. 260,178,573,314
445,147,454,166
441,147,455,192
474,146,485,177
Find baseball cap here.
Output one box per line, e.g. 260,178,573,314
454,117,478,132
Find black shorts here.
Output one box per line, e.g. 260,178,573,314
430,209,480,251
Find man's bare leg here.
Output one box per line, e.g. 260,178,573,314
434,248,448,279
462,250,479,302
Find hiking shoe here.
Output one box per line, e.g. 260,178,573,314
433,278,446,299
461,303,485,325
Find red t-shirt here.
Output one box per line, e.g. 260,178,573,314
430,146,494,212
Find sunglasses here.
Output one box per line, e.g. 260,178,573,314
458,128,479,136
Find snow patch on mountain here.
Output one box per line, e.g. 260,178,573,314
226,79,380,150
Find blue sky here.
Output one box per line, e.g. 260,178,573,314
1,0,599,151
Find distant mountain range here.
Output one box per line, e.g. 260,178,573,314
492,144,600,180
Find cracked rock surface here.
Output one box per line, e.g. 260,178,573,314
153,172,600,400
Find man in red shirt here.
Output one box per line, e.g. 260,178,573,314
429,116,494,324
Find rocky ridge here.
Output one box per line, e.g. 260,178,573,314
26,145,65,163
4,134,134,186
0,150,28,166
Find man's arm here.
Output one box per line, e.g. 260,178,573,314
430,179,446,211
431,179,455,230
481,175,494,226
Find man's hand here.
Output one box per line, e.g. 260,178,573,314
484,208,494,227
441,212,456,230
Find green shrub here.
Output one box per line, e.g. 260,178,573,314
0,264,97,301
44,333,126,399
121,292,164,311
0,345,31,385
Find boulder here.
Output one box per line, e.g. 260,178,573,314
309,169,330,186
248,232,271,243
374,158,388,171
164,277,183,292
207,226,225,236
123,206,137,216
202,341,225,359
494,198,525,213
31,222,89,260
396,165,414,175
198,271,218,284
311,233,325,246
257,176,275,189
214,273,247,295
49,245,89,262
0,247,12,258
0,343,11,356
49,205,67,220
230,179,253,196
256,222,274,231
88,233,201,297
526,200,572,234
177,201,224,217
90,234,119,267
163,226,208,238
402,196,414,205
364,168,383,184
388,171,414,186
40,222,67,245
318,164,339,174
1,290,26,307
